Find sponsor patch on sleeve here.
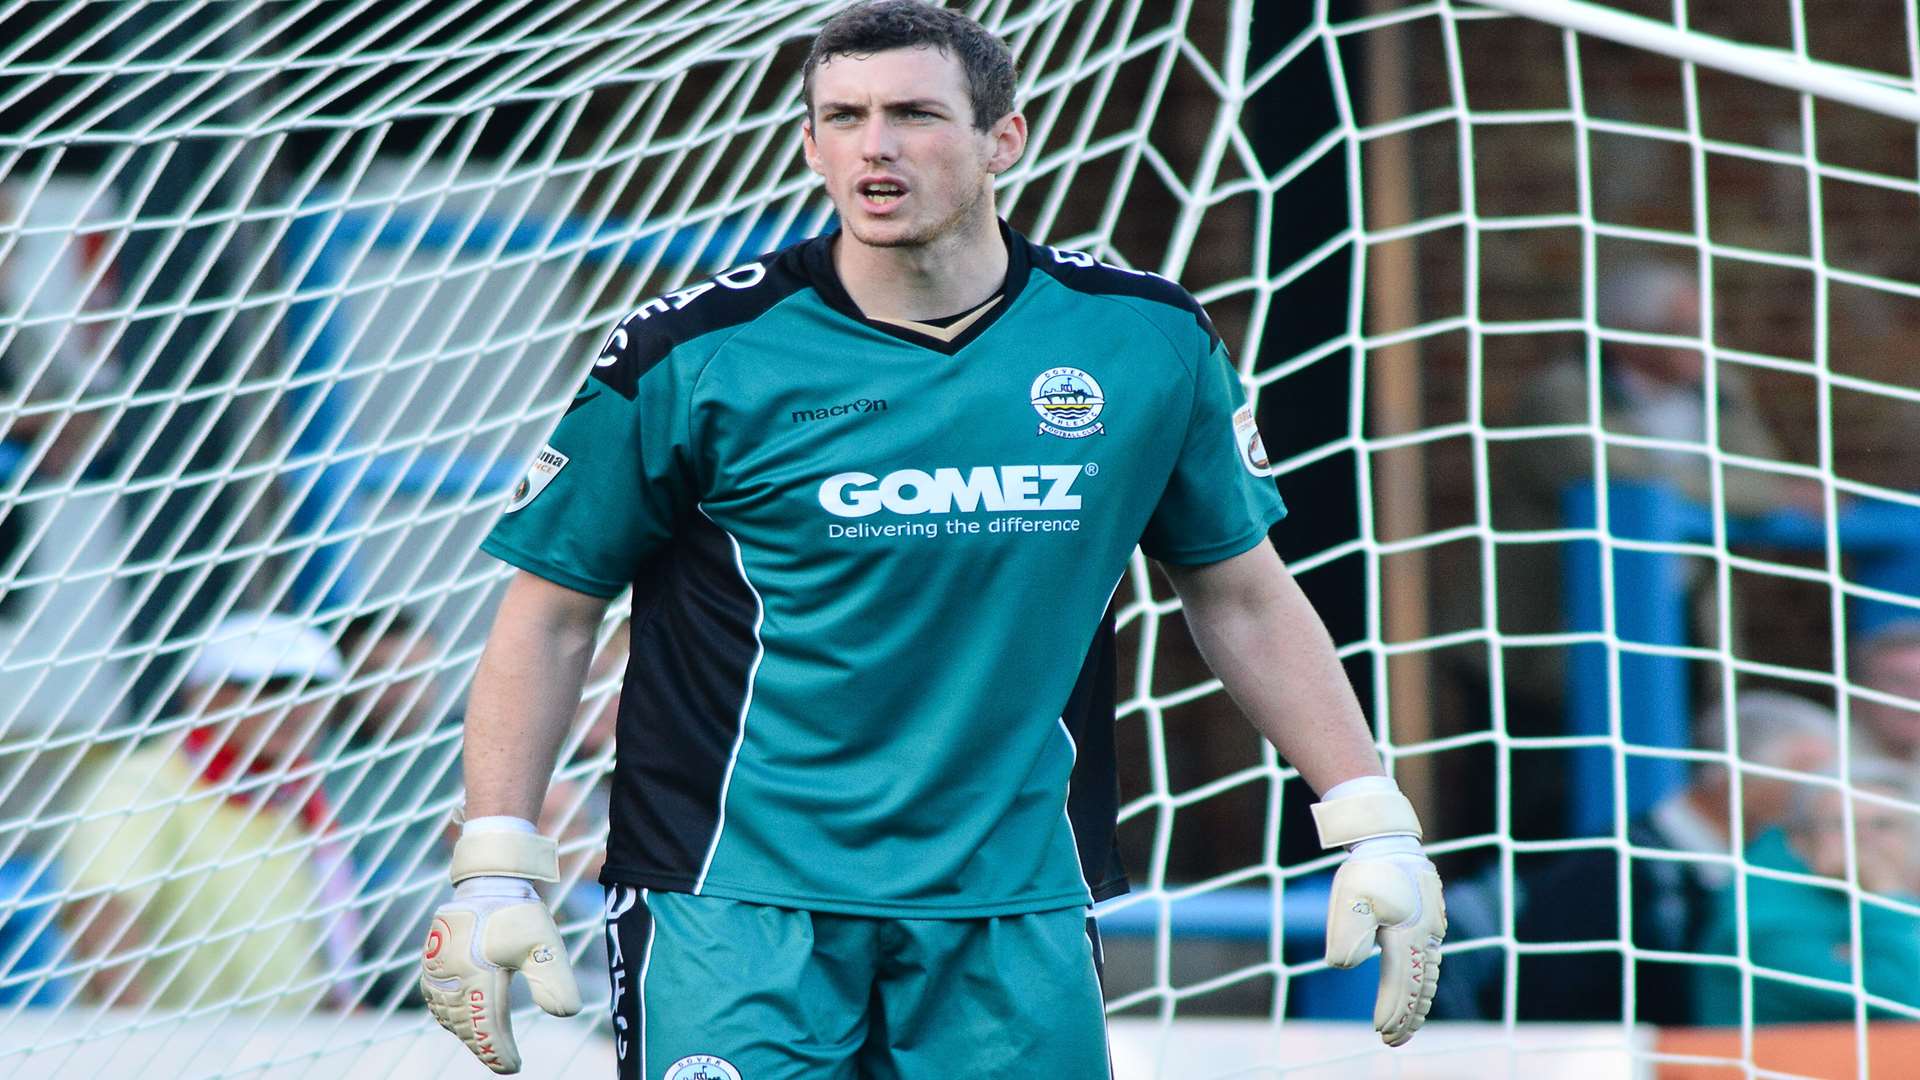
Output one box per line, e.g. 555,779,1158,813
1232,403,1272,477
504,444,569,513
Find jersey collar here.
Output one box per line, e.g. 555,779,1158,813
802,219,1032,356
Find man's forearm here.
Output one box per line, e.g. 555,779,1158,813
1163,541,1384,795
1168,543,1444,1048
463,571,611,822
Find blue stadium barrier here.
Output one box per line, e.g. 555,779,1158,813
1562,481,1693,839
0,855,68,1007
1093,878,1381,1020
1562,479,1920,837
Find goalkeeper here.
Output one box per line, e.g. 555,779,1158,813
420,2,1446,1076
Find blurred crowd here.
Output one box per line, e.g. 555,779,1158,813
1439,679,1920,1025
1436,259,1920,1026
0,163,637,1017
0,608,623,1015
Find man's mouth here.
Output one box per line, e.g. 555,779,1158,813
859,180,906,205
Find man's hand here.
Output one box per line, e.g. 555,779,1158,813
422,824,582,1074
1312,780,1447,1047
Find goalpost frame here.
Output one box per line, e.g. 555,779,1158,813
1474,0,1920,124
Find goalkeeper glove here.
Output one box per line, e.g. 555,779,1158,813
421,818,582,1074
1312,776,1446,1047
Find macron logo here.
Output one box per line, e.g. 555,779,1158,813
818,465,1085,518
793,398,887,424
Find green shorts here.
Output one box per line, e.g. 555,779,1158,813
603,886,1111,1079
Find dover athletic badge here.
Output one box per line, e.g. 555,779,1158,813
664,1054,742,1080
1031,366,1105,439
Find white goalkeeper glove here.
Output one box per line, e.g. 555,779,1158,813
1312,776,1446,1047
421,818,582,1074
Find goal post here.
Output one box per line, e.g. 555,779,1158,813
1477,0,1920,123
2,2,1919,1077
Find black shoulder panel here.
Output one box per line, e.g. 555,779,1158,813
586,237,822,400
1023,237,1221,350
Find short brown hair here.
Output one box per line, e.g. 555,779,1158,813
802,1,1017,132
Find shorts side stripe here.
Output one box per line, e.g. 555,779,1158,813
604,885,650,1080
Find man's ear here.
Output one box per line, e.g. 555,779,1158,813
802,118,823,176
985,111,1027,176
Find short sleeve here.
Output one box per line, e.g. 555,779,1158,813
481,323,697,597
1138,338,1287,565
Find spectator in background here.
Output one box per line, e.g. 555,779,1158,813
1463,263,1821,841
323,610,462,1006
332,609,447,742
1848,620,1920,763
326,610,460,849
1527,262,1816,514
1438,690,1838,1022
1496,262,1818,641
1693,757,1920,1024
0,188,122,625
328,607,462,864
59,613,356,1011
1678,689,1843,848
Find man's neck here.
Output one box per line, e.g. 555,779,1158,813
833,211,1008,322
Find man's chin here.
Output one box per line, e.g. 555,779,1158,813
844,218,926,249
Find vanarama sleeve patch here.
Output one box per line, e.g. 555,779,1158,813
1232,403,1272,477
505,444,570,513
1137,340,1287,564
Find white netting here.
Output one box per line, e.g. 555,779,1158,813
1,1,1918,1078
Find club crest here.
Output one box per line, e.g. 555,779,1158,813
664,1054,742,1080
1031,366,1105,439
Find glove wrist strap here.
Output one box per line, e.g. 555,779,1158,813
1348,834,1423,858
450,828,560,884
1311,789,1423,849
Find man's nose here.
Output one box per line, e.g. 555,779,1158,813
859,117,898,161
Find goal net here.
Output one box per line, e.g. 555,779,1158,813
1,1,1918,1077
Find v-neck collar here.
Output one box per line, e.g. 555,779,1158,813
868,294,1002,342
802,219,1031,356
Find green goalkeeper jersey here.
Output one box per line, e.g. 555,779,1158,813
483,223,1286,917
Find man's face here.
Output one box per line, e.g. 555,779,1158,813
1793,785,1914,883
802,45,1023,251
1616,282,1704,386
1737,730,1835,839
203,679,326,763
1855,642,1920,758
